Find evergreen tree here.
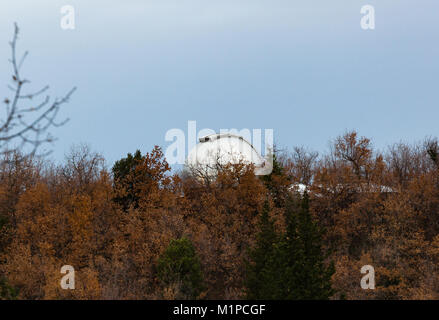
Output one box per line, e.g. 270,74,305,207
277,194,335,299
426,139,439,168
112,150,144,210
0,278,18,300
0,206,16,300
245,200,279,299
260,154,291,208
245,195,334,299
156,238,204,299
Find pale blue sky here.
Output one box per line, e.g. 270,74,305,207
0,1,438,166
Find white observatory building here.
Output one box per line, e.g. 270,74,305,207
186,133,272,176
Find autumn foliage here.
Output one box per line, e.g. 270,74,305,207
1,131,439,299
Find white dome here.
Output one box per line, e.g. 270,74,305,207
186,133,271,176
289,183,308,195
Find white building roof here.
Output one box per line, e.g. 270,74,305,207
187,133,271,176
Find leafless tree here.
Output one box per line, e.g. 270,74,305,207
61,144,105,192
1,23,76,157
385,141,433,187
286,146,319,185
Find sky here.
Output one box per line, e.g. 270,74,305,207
0,0,438,168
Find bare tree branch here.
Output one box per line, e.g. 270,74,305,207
1,23,76,157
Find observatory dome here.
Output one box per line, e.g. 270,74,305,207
186,133,270,176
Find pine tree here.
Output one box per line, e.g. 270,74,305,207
156,238,204,299
277,194,335,299
0,278,18,300
0,202,16,300
245,200,279,299
245,195,334,300
112,150,144,210
260,154,291,208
